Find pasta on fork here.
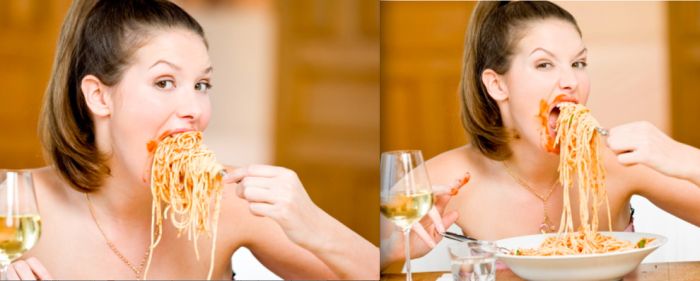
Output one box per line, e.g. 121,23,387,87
144,131,224,279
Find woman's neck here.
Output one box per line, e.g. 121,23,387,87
502,137,560,191
86,161,153,226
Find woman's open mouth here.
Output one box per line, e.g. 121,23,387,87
548,106,561,139
539,94,578,153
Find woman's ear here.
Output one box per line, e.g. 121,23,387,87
81,75,111,117
481,69,508,101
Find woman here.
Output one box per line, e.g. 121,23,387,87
12,0,377,279
382,0,700,269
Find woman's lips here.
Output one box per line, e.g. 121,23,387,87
158,128,195,140
148,128,196,153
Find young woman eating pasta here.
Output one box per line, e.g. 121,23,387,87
382,1,700,268
9,0,377,279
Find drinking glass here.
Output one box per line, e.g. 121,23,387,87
380,150,433,281
448,241,497,281
0,170,41,280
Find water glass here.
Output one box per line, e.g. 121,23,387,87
447,241,496,281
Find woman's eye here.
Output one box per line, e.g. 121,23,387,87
155,80,175,89
536,62,553,70
195,82,212,93
573,61,588,69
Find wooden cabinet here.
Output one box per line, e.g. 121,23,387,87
380,2,473,159
0,1,71,168
275,0,379,244
669,2,700,147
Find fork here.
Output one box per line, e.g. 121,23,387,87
596,127,609,136
440,231,512,254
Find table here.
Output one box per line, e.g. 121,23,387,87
380,261,700,281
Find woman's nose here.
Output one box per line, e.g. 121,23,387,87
175,91,203,121
558,68,579,91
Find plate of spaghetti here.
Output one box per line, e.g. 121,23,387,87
495,231,666,281
494,99,667,281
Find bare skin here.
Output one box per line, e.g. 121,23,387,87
21,166,336,279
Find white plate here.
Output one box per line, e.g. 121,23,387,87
495,232,666,281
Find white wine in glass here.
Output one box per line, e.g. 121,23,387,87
380,150,433,281
0,170,41,280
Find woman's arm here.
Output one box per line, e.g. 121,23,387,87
226,165,377,280
606,121,700,226
607,121,700,186
622,162,700,227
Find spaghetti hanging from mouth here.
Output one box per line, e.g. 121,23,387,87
143,131,224,279
516,102,652,256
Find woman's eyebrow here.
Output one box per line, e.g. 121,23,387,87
149,59,181,70
529,47,555,57
203,66,213,74
529,47,588,59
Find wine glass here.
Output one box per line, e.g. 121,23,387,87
0,170,41,280
380,150,433,281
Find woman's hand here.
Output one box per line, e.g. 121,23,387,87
7,257,52,280
224,164,326,249
225,165,379,279
381,172,469,269
606,121,700,183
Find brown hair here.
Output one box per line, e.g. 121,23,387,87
460,1,580,160
39,0,207,192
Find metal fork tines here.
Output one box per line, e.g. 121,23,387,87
596,127,609,136
441,231,476,242
441,231,512,254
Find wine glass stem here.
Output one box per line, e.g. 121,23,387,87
0,263,8,280
404,227,412,281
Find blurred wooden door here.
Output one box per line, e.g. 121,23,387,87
275,0,379,244
0,1,71,169
668,2,700,147
380,2,474,160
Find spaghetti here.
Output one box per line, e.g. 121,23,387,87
143,130,224,279
516,102,652,256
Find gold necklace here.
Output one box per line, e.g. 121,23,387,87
502,161,559,233
86,194,151,280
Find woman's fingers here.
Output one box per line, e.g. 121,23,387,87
240,186,276,204
448,172,470,196
240,164,295,179
249,202,276,218
433,172,470,213
427,207,445,234
10,260,36,280
222,166,245,184
7,265,20,280
24,258,51,280
616,151,641,166
441,210,459,228
411,223,436,248
236,176,289,203
605,130,637,154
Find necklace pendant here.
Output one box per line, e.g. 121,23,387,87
540,220,556,233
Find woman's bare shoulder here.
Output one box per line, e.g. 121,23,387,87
601,148,645,193
217,165,280,247
31,166,72,200
426,144,484,185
